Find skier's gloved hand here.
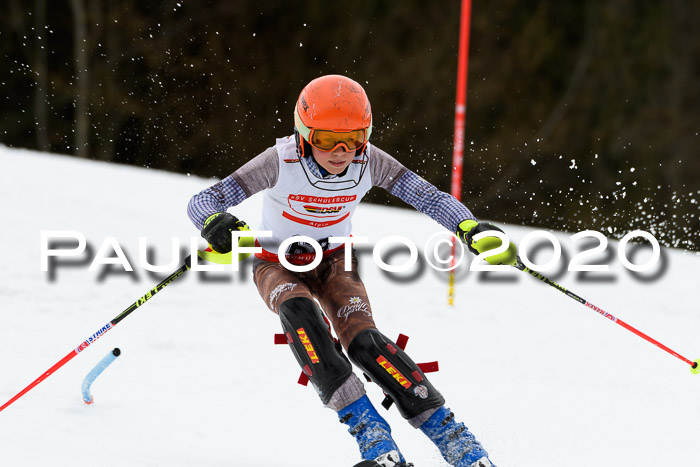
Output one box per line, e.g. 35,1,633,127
201,212,248,254
456,219,517,266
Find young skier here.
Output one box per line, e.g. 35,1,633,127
187,74,517,467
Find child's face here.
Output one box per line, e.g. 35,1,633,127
311,146,355,175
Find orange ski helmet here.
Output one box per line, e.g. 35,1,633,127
294,75,372,157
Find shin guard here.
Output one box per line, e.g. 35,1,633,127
279,297,352,404
348,329,445,419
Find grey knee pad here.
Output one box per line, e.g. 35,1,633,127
348,328,445,419
279,297,353,404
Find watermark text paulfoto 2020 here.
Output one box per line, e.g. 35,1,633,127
39,229,667,285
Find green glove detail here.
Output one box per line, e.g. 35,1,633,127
456,219,518,266
201,212,249,254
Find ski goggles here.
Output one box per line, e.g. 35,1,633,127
295,109,372,152
308,128,367,152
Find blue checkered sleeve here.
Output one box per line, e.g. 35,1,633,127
187,175,248,230
390,170,476,232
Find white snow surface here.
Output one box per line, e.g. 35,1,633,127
0,145,698,467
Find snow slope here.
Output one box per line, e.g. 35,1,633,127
0,145,698,467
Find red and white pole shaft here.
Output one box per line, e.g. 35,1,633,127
515,257,700,373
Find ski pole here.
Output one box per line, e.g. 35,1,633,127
513,257,700,374
0,256,193,413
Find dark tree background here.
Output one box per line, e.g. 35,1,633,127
2,0,698,250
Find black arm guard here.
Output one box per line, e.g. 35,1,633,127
347,329,445,419
279,297,353,405
201,212,247,254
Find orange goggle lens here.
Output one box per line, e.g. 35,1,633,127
309,129,366,151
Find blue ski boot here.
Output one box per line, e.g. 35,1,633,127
338,395,408,467
419,406,494,467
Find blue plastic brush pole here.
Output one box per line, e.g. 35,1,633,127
82,348,121,404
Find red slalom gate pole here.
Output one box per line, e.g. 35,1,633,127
448,0,472,306
514,257,700,374
0,256,192,413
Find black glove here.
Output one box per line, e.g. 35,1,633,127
201,212,248,253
